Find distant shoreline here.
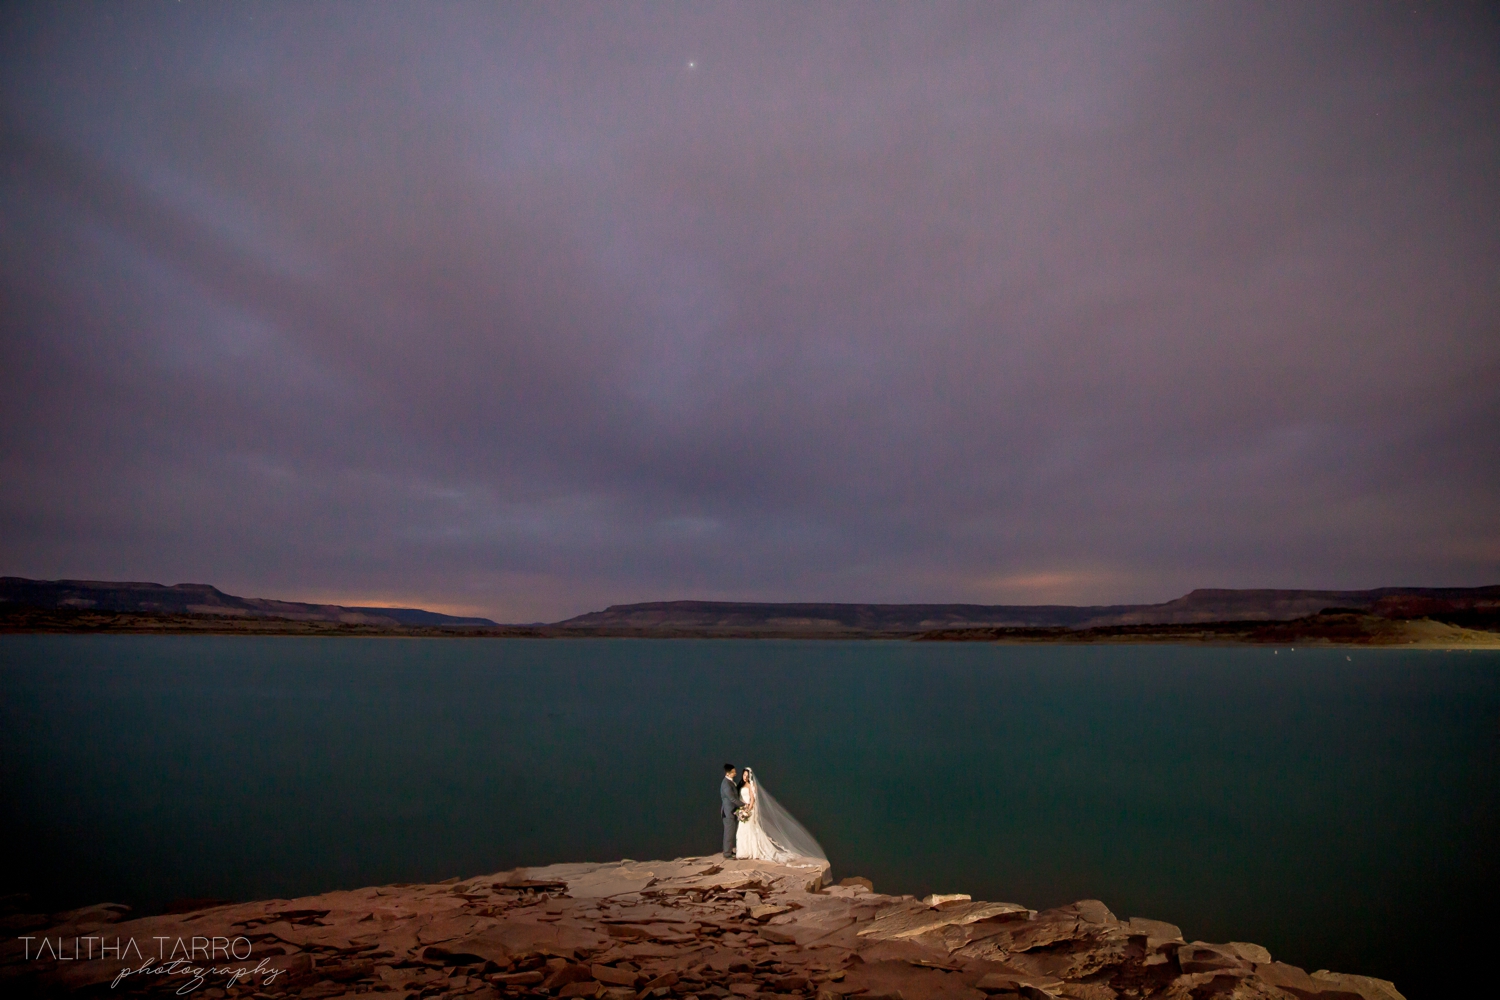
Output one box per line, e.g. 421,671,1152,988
4,606,1498,647
7,577,1499,646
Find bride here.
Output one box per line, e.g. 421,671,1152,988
735,767,826,865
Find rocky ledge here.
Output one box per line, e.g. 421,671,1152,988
2,857,1403,1000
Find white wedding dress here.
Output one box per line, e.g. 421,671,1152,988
733,769,827,866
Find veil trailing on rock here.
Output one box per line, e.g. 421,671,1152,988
743,768,827,863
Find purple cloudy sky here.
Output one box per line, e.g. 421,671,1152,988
2,2,1497,622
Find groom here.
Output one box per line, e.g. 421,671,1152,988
720,763,740,859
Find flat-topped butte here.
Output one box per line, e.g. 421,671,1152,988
2,856,1403,999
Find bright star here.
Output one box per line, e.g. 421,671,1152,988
687,61,696,69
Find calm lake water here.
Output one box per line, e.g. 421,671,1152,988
2,636,1495,996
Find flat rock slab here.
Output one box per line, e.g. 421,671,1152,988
858,900,1030,941
1,855,1406,1000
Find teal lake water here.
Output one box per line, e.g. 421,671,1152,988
2,636,1496,996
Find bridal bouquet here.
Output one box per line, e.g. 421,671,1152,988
735,806,751,822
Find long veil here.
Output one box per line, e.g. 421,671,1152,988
745,769,827,863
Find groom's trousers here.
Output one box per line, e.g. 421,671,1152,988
722,812,737,856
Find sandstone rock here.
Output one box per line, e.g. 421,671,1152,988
592,963,640,986
956,908,1106,963
606,923,654,938
1069,900,1115,924
544,961,597,989
642,971,680,990
837,957,986,1000
319,958,374,981
575,877,660,899
838,877,874,890
858,900,1029,941
922,894,972,907
268,905,335,922
1310,970,1406,1000
0,912,51,932
484,919,608,957
976,972,1024,992
0,857,1399,1000
1015,988,1063,1000
1019,936,1134,980
622,941,690,958
1176,941,1251,975
48,902,133,928
268,951,316,979
1251,961,1370,999
1254,961,1322,993
1173,975,1297,999
511,861,600,882
1058,984,1117,999
1229,941,1273,964
1124,917,1183,948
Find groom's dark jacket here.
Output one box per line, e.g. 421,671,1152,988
720,777,741,818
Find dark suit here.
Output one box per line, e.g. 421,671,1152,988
720,776,741,856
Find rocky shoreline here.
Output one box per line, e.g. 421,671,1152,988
2,857,1404,1000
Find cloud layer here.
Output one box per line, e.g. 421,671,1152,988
3,2,1497,620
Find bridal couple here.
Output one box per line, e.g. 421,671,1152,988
719,763,826,864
